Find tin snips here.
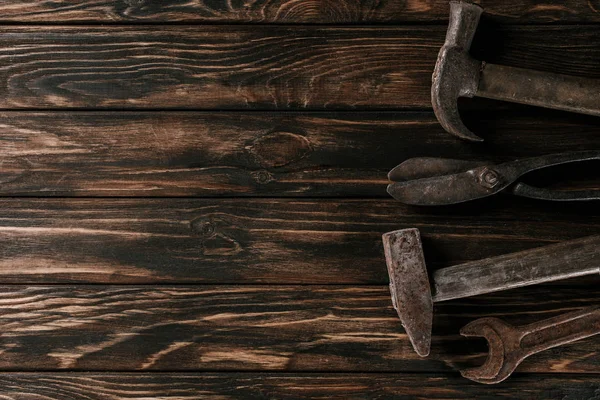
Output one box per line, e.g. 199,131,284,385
387,151,600,205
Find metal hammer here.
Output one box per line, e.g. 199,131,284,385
432,1,600,142
382,228,600,357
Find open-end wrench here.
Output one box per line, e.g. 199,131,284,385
460,306,600,384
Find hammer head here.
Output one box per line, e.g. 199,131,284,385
432,1,485,142
382,228,433,357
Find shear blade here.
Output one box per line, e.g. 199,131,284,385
388,158,488,182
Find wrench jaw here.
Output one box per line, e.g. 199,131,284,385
459,317,516,384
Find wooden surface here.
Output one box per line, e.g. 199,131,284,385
0,199,596,284
0,110,597,197
2,1,600,24
0,285,595,372
0,1,598,399
0,373,597,399
0,26,598,109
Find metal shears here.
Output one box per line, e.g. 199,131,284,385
387,151,600,205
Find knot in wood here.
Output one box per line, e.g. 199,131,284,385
247,131,311,168
190,218,216,237
253,170,274,185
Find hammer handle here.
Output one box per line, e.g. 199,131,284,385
478,63,600,117
432,235,600,302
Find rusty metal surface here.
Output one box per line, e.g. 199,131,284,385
432,1,600,142
460,306,600,384
387,151,600,205
431,1,483,142
432,234,600,302
382,228,600,357
479,64,600,118
382,228,433,357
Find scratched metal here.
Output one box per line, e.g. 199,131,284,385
382,228,433,357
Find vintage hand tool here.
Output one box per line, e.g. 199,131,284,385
382,228,599,357
460,306,600,384
387,151,600,205
432,1,600,142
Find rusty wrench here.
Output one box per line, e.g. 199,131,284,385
460,306,600,384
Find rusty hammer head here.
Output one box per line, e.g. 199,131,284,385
431,1,485,142
382,228,433,357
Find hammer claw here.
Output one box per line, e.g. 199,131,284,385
432,99,484,142
431,1,484,142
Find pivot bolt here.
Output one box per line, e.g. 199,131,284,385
479,168,500,189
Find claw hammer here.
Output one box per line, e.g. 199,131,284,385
432,1,600,142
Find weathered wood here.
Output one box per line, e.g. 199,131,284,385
0,199,596,284
0,373,597,399
0,111,597,196
0,285,595,372
2,1,600,24
0,26,598,109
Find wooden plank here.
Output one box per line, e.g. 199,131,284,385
0,26,598,109
2,1,600,24
0,198,596,284
0,285,596,372
0,110,597,197
0,373,597,399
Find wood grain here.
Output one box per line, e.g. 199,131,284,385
0,285,596,372
0,198,597,284
0,111,597,197
2,1,600,24
0,373,597,399
0,26,598,109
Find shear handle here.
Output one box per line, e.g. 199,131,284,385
500,150,599,202
512,183,600,201
500,150,600,183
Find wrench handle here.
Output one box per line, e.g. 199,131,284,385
520,306,600,357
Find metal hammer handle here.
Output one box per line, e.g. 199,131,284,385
518,306,600,357
479,64,600,118
432,235,600,302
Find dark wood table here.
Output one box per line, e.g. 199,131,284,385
0,1,597,398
